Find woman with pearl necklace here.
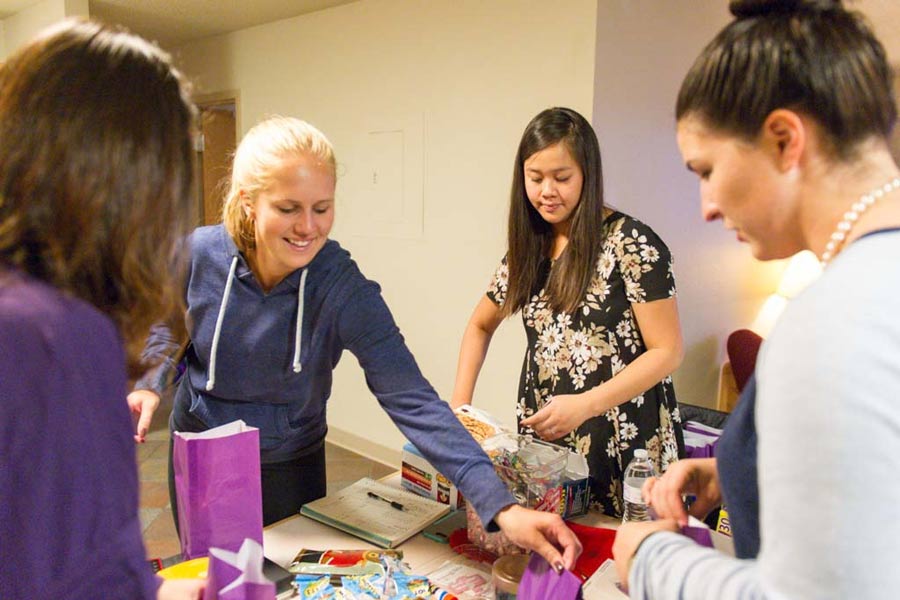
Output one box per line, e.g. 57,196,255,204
613,1,900,599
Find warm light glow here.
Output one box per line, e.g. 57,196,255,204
774,250,822,299
751,250,823,336
750,294,788,337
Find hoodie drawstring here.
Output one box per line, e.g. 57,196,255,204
292,268,308,373
206,256,238,391
206,258,307,389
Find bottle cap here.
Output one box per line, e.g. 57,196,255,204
492,554,529,594
634,449,648,459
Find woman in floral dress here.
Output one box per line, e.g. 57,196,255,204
452,107,685,516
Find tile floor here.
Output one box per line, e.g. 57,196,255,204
137,417,395,560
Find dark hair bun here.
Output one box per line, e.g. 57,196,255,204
729,0,842,19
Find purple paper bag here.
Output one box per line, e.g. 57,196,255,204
681,525,714,548
518,553,583,600
204,539,276,600
174,420,264,559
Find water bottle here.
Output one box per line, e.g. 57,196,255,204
622,449,655,522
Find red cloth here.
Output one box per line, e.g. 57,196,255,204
567,521,617,580
448,521,617,581
448,528,500,564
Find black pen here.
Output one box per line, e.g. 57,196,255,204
367,491,405,511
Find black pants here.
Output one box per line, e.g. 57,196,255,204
168,438,328,534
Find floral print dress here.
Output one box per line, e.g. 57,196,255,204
487,211,685,517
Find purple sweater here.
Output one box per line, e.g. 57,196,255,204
0,271,159,599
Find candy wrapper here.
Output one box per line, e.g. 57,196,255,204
204,538,275,600
290,549,401,583
295,554,434,600
341,571,430,600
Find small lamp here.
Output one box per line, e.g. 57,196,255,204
750,250,822,337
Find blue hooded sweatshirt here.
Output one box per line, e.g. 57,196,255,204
137,225,514,528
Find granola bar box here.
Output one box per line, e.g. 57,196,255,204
400,441,465,509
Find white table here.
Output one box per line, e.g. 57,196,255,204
263,473,621,597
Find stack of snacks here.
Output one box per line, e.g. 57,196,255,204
291,554,443,600
289,549,402,583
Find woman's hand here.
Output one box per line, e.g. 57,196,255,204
642,457,721,527
127,389,161,443
612,519,678,591
494,504,582,571
520,394,593,441
157,578,205,600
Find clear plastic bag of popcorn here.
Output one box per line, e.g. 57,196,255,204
453,405,508,443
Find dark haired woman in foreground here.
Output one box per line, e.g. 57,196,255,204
0,21,203,599
451,107,684,517
614,1,900,598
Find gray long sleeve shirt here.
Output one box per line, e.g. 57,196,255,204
629,229,900,599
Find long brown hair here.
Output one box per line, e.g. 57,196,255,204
0,20,197,376
677,0,895,160
502,107,606,316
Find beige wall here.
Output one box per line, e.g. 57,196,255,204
0,0,88,59
1,0,894,461
591,0,898,410
592,0,784,410
174,0,598,464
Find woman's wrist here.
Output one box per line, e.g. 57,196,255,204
449,393,471,409
626,529,660,584
585,388,611,418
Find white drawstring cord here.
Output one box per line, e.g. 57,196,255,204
205,255,238,391
292,268,308,373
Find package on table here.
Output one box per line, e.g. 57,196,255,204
401,441,466,509
558,451,590,519
399,405,511,509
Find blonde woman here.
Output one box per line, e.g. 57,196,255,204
130,116,582,569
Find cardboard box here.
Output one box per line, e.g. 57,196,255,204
557,452,590,519
483,433,590,519
400,442,465,509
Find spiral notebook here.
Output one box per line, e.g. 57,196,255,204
300,477,451,548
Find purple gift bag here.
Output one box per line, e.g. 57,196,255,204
173,420,264,560
518,553,583,600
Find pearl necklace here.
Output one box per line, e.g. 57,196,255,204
819,176,900,266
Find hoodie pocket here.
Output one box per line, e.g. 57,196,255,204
190,393,291,452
